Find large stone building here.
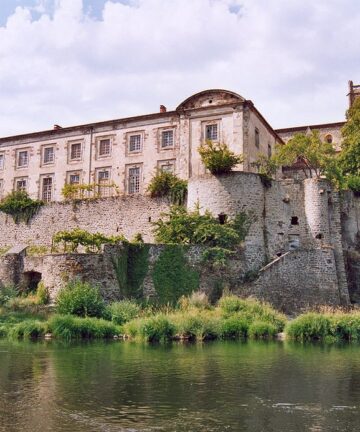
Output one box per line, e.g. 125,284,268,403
0,89,282,202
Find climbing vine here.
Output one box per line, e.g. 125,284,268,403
52,228,126,253
152,245,200,305
0,191,43,224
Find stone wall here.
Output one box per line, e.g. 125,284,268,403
235,249,342,314
0,195,170,248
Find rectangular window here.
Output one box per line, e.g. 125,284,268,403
0,154,4,170
205,124,218,141
43,146,55,164
70,143,82,161
97,169,111,197
98,139,111,157
15,178,27,192
69,173,80,185
42,177,53,202
255,128,260,148
129,134,142,153
17,150,28,168
161,130,174,148
158,160,175,174
128,166,140,194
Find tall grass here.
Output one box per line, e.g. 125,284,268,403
286,311,360,342
48,315,121,340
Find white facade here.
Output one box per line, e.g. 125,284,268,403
0,90,281,202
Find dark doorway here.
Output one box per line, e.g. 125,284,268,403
22,271,42,292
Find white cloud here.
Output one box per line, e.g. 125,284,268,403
0,0,359,136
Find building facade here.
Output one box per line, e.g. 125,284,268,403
0,89,281,202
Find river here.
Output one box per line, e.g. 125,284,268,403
0,340,360,431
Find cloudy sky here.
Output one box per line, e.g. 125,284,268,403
0,0,359,137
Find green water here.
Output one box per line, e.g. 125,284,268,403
0,340,360,431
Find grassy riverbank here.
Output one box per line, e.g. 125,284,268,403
2,281,360,343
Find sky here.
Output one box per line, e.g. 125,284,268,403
0,0,359,137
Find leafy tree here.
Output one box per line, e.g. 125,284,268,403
0,191,43,224
273,130,337,179
339,98,360,176
198,140,243,175
147,171,187,205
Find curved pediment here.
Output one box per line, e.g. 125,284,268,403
176,89,245,111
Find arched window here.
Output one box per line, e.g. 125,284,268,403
325,134,333,144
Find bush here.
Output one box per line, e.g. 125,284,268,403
178,292,210,311
0,191,43,224
285,313,332,341
107,300,141,325
56,280,106,318
147,171,187,205
248,321,277,339
173,311,219,340
219,316,248,339
0,285,17,306
198,140,243,175
139,315,175,342
36,282,49,305
8,319,47,339
347,175,360,195
48,315,120,340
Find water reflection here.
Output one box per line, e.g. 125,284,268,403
0,340,360,431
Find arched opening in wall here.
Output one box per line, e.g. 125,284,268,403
218,213,228,225
291,216,299,225
325,134,333,144
21,271,42,293
315,233,323,240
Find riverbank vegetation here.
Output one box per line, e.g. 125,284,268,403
0,281,286,342
2,281,360,343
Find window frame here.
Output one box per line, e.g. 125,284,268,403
96,167,112,197
202,120,220,143
66,170,82,185
126,164,142,195
14,177,28,192
16,149,29,169
0,153,4,171
96,136,112,159
40,174,54,203
68,141,83,163
157,159,176,174
127,131,144,155
42,145,55,166
160,129,175,149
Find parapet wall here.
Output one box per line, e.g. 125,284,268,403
0,195,170,248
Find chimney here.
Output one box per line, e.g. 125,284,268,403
53,124,62,130
160,105,167,113
348,80,360,107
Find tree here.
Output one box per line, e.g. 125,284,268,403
339,98,360,176
273,130,338,180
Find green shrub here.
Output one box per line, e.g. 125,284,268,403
0,191,43,224
147,171,187,205
36,282,49,305
0,285,17,306
56,280,106,318
139,315,175,342
220,315,248,339
107,300,141,325
347,175,360,195
8,319,47,339
248,321,277,339
174,312,219,340
286,313,332,341
198,140,243,175
178,292,210,311
48,315,120,340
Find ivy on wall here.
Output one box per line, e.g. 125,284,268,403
0,191,43,224
112,244,150,299
152,245,200,305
